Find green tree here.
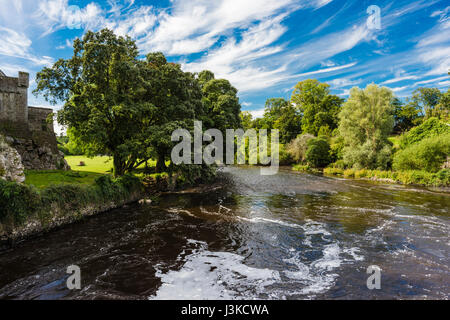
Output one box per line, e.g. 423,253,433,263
411,87,443,119
434,88,450,121
338,84,395,169
34,29,151,176
273,104,302,144
240,111,254,130
260,98,301,143
306,136,331,168
393,97,421,133
143,53,203,172
291,79,343,136
198,70,241,132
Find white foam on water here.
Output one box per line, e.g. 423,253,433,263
332,205,395,215
237,216,303,229
302,220,332,236
282,243,344,295
166,208,195,217
150,240,281,300
343,247,365,261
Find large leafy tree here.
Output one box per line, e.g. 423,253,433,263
261,98,301,144
338,84,395,169
143,53,203,172
291,79,343,136
198,70,241,132
434,88,449,121
411,87,443,119
392,97,421,133
34,29,153,176
34,30,201,176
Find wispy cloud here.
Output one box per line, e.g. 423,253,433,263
0,26,53,65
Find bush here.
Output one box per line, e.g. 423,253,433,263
286,134,315,163
305,137,331,168
399,117,450,149
393,133,450,172
279,144,294,165
343,141,392,170
0,180,41,226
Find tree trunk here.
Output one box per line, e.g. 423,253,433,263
156,152,167,173
113,154,126,177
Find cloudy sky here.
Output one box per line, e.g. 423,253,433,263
0,0,449,118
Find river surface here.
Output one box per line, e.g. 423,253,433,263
0,167,449,300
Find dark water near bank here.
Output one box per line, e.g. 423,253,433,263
0,167,449,300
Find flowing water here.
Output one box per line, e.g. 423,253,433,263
0,167,449,300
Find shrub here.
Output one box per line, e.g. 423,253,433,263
0,180,41,226
323,167,344,176
286,134,315,163
279,144,294,165
305,137,331,168
399,117,450,149
393,133,450,172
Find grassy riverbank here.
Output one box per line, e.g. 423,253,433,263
323,167,450,187
292,163,449,187
0,173,144,246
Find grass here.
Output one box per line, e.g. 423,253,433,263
65,156,114,173
388,135,402,149
323,167,450,187
65,155,157,174
25,170,104,189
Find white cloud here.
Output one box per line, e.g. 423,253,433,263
138,0,300,55
413,76,449,86
328,77,360,88
36,0,104,35
381,75,419,85
0,26,53,65
249,108,265,119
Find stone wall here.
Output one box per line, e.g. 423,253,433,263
0,135,25,183
0,70,70,171
28,107,54,133
0,73,28,124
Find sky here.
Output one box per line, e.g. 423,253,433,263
0,0,449,121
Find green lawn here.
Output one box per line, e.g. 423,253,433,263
65,155,114,173
65,156,157,174
25,170,104,189
25,156,159,189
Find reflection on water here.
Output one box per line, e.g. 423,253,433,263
0,166,449,299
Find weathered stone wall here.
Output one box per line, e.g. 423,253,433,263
0,70,70,171
28,106,54,133
0,72,28,124
0,134,25,183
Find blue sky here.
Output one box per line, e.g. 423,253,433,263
0,0,449,120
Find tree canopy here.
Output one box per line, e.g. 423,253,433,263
291,79,343,136
338,84,395,169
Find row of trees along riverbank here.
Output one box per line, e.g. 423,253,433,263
240,80,449,187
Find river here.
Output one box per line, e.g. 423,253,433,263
0,166,449,299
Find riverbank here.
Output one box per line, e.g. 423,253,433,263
0,174,145,250
292,166,449,190
0,165,220,250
